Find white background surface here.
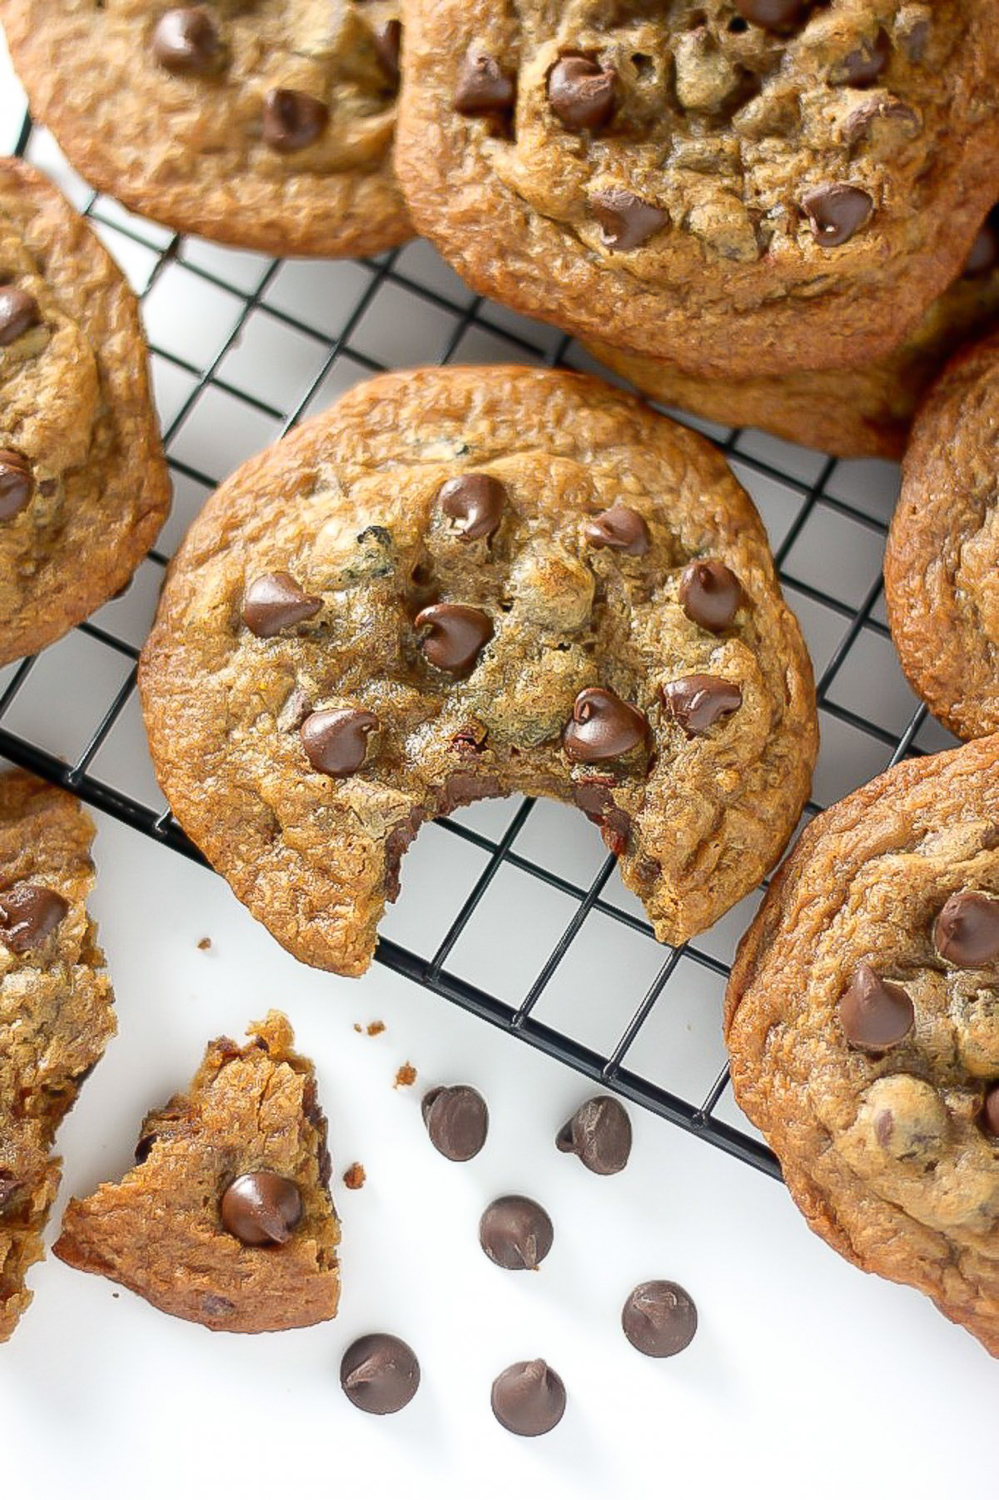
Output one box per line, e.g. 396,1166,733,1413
0,39,992,1500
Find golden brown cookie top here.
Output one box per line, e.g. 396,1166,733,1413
885,328,999,741
0,769,115,1341
0,157,170,665
1,0,411,257
726,736,999,1356
397,0,999,377
54,1011,341,1334
139,365,816,977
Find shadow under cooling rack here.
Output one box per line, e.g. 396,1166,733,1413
0,114,964,1181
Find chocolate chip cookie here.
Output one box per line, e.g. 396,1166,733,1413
0,157,169,665
884,329,999,741
586,205,999,459
0,770,115,1341
2,1,410,257
726,735,999,1356
396,2,999,379
54,1011,341,1333
138,365,816,977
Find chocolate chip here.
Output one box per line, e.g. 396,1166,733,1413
491,1360,566,1437
219,1170,302,1246
732,0,809,28
590,190,667,251
300,708,378,776
373,19,402,86
479,1195,553,1270
964,220,999,277
241,572,321,637
0,449,33,521
983,1085,999,1136
151,7,225,75
661,675,742,736
422,1084,489,1161
134,1132,156,1165
454,49,516,114
438,473,506,540
0,287,40,346
0,884,68,953
563,687,648,763
548,55,616,131
0,1170,21,1209
839,963,914,1051
934,891,999,967
584,505,650,556
678,559,743,631
556,1095,632,1175
341,1334,421,1415
415,603,493,673
622,1281,698,1357
802,185,874,248
262,89,329,153
841,29,890,85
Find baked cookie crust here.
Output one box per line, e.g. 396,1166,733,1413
1,0,412,258
396,0,999,378
726,736,999,1357
0,157,170,665
139,365,816,977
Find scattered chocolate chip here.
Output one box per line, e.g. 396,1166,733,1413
0,449,33,521
479,1195,553,1270
563,687,648,763
341,1334,420,1415
0,884,68,953
934,891,999,967
983,1085,999,1136
437,473,506,540
415,603,493,673
556,1095,632,1175
373,19,402,85
219,1170,302,1246
422,1084,489,1161
241,571,321,637
300,708,378,776
802,185,874,248
0,286,40,346
590,189,667,251
342,1162,366,1190
661,675,742,736
732,0,809,27
839,963,914,1051
151,7,225,75
584,505,650,556
964,219,999,277
622,1281,698,1357
454,48,516,114
262,88,330,153
491,1360,566,1437
678,559,743,631
548,54,616,131
841,29,890,85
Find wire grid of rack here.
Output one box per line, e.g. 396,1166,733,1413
0,113,960,1182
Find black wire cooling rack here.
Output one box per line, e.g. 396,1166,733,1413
0,114,955,1182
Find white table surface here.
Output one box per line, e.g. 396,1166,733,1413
0,37,993,1500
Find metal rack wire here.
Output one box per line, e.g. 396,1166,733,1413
0,114,949,1181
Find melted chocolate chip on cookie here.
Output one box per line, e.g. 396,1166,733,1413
300,708,378,775
548,55,616,131
242,572,321,637
0,450,33,521
454,49,515,114
590,190,668,252
661,676,742,736
733,0,810,29
678,559,742,631
564,687,648,763
415,603,493,673
0,883,68,953
802,185,874,247
220,1170,302,1246
373,20,402,87
840,29,891,86
934,891,999,967
262,89,330,153
437,473,506,540
584,505,649,555
0,286,40,345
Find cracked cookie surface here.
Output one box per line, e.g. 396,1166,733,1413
1,0,411,257
586,205,999,459
726,736,999,1357
138,365,816,977
0,770,115,1341
885,329,999,740
396,0,999,378
0,157,169,665
54,1011,341,1333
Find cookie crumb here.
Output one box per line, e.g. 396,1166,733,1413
197,937,212,951
342,1162,366,1190
394,1063,417,1089
353,1023,363,1033
367,1020,385,1037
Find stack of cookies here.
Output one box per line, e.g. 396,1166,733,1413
3,0,999,1370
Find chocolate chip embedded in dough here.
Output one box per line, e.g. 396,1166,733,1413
373,19,402,86
840,30,891,85
241,572,321,637
454,49,516,114
0,450,33,521
219,1170,303,1246
0,287,40,346
839,963,914,1050
300,708,378,776
548,55,616,131
590,190,668,251
733,0,810,28
415,603,493,673
262,89,330,153
563,687,648,763
934,890,999,967
584,505,650,556
0,883,68,953
151,8,226,75
661,675,742,736
801,185,874,247
678,559,742,631
437,473,506,540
